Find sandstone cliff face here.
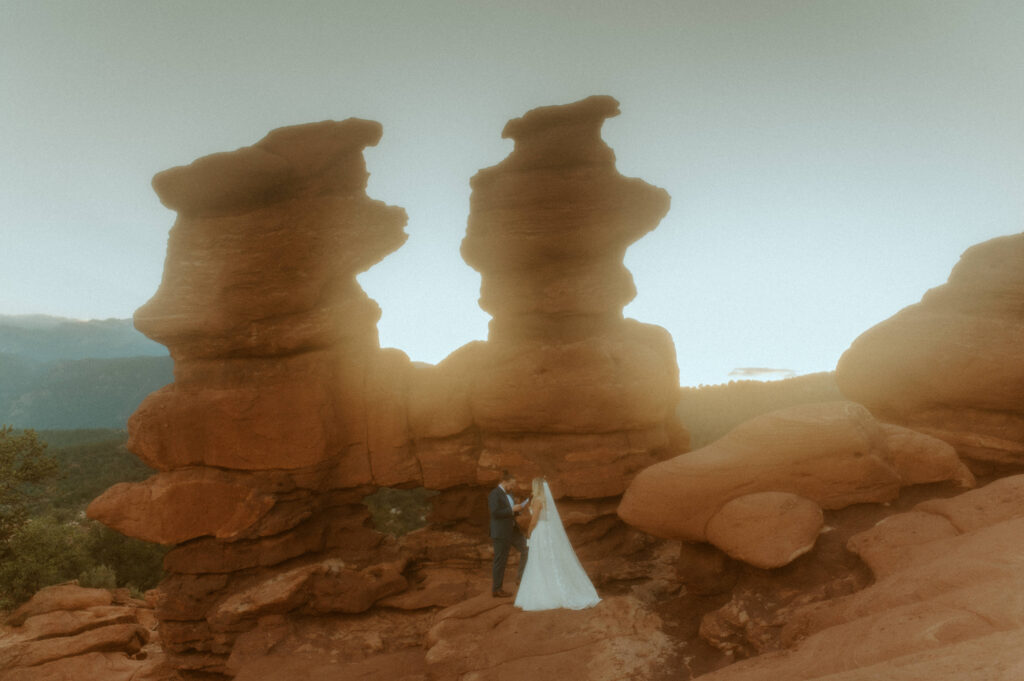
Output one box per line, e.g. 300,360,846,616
836,233,1024,470
86,98,686,678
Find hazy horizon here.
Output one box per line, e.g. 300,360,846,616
0,314,820,383
4,1,1023,385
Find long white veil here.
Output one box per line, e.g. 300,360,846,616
516,480,600,610
539,480,570,546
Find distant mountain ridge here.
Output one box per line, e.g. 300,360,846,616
0,315,172,429
0,315,167,362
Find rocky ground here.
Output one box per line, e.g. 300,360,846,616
7,473,1022,680
0,584,173,681
699,474,1024,680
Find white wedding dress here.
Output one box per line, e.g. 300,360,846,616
515,481,601,611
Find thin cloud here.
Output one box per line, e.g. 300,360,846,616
728,367,797,380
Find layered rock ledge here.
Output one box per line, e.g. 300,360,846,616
0,583,167,681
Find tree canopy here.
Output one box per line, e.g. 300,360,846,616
0,426,58,545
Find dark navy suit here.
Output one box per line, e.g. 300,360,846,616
488,485,528,592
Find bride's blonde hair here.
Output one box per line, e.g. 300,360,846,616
531,477,544,498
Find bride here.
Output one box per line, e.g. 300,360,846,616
514,477,601,611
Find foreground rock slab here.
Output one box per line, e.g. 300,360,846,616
228,610,434,681
424,594,674,681
697,474,1024,681
0,583,172,681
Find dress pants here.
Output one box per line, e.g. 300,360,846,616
492,532,528,592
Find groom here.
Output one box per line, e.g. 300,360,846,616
488,471,529,597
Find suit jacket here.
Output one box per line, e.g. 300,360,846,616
488,486,519,539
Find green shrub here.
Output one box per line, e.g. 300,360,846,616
678,372,843,449
0,515,166,607
0,429,166,608
84,521,166,591
364,487,439,536
0,514,89,608
43,431,154,510
0,426,59,546
78,564,117,589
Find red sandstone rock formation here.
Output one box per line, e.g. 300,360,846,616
619,401,974,568
130,118,411,477
415,95,686,497
696,474,1024,681
0,583,169,681
80,104,1022,681
87,119,417,675
836,233,1024,470
86,98,685,678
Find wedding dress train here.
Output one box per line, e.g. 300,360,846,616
514,480,600,611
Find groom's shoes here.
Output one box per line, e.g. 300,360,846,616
492,589,512,598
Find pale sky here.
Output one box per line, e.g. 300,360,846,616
3,1,1022,385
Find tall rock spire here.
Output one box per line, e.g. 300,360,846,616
414,95,687,497
461,95,670,343
89,120,417,675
